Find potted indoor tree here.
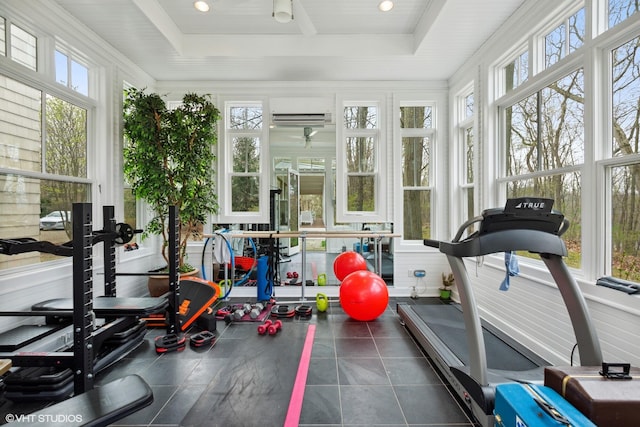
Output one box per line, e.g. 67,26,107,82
123,88,220,296
440,272,455,301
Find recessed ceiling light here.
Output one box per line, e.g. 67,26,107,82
194,1,210,12
378,0,394,12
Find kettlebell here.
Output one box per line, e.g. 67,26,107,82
316,293,328,312
317,273,327,286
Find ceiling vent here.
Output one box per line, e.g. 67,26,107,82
271,113,331,127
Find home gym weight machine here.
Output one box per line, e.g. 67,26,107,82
397,197,602,427
0,203,158,424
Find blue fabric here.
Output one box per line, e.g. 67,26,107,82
500,251,520,291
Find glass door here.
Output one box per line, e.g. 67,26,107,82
288,169,300,255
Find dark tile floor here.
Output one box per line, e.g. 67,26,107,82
0,297,475,426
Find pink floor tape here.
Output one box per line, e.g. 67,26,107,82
283,324,316,427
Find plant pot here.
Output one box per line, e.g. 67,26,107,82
147,268,200,297
439,288,451,301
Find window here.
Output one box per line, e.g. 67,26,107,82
504,69,584,267
401,104,433,239
0,17,5,57
504,50,529,93
544,8,585,69
55,49,89,96
608,0,640,30
0,76,91,270
343,104,379,213
10,23,37,71
227,104,262,213
608,35,640,280
459,91,475,225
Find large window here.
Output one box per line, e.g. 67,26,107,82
0,76,91,269
504,69,584,267
227,104,262,213
0,17,92,270
401,104,433,239
343,104,378,213
608,34,640,280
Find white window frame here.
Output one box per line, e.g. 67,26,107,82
335,95,387,223
218,98,269,224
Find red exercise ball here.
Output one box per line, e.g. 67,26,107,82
333,251,368,281
339,270,389,321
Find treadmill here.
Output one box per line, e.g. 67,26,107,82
397,197,603,427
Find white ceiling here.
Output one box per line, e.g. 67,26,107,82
54,0,526,82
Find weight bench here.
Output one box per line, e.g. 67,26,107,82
3,374,153,427
32,297,168,317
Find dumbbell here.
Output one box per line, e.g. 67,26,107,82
233,303,252,320
249,302,265,319
257,320,272,335
268,320,282,335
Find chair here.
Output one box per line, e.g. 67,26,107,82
300,211,314,225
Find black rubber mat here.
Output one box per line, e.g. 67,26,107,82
411,304,540,371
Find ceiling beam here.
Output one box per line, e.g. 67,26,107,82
413,0,447,53
132,0,184,54
181,34,414,57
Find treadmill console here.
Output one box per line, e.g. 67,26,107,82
480,197,565,236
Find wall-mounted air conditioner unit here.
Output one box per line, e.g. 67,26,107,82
271,113,332,127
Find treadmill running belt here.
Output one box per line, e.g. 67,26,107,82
411,304,540,371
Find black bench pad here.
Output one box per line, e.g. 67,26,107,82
4,374,153,427
32,297,168,317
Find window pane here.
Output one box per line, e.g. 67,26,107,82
232,136,260,173
506,69,584,174
0,76,42,172
465,94,474,119
229,106,262,129
545,23,565,68
401,137,430,186
610,164,640,280
55,50,68,86
0,175,90,270
231,176,259,212
540,69,584,167
298,157,325,172
400,106,432,128
568,8,585,54
465,127,474,184
10,24,36,71
0,18,5,57
273,157,291,171
71,59,88,96
506,172,581,268
505,51,528,93
506,93,538,175
464,187,474,223
347,176,375,211
45,95,87,177
346,136,375,173
609,0,640,29
344,106,377,129
612,36,640,156
403,189,430,239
